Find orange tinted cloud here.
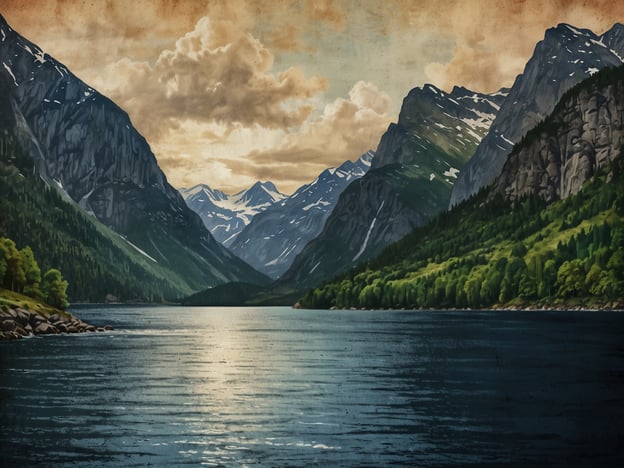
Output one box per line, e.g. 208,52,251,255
412,0,624,91
90,16,327,142
2,0,624,193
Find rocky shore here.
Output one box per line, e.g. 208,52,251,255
0,307,112,340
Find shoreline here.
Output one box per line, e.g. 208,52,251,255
0,306,113,340
312,301,624,312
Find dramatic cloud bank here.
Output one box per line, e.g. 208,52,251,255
3,0,623,192
91,16,328,141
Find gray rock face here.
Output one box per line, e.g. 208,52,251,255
492,71,624,202
450,23,624,207
0,15,266,289
278,85,505,290
228,152,373,279
277,165,432,288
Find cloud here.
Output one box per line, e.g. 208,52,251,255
88,16,328,142
238,81,392,191
414,0,624,92
4,0,624,194
151,81,391,194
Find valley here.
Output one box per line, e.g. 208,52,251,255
0,13,622,311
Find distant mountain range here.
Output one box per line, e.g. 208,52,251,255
229,151,373,278
0,14,267,301
180,181,286,247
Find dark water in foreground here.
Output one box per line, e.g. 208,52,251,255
1,306,623,466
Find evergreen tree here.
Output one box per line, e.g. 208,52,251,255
20,246,42,299
556,260,586,298
41,268,69,310
0,237,26,292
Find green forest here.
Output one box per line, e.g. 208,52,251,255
0,236,69,309
301,156,624,310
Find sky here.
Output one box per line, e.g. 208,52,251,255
1,0,623,194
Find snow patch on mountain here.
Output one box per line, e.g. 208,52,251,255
2,62,18,86
180,181,286,247
353,201,385,262
228,150,374,278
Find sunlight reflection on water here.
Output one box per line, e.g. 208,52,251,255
1,306,623,466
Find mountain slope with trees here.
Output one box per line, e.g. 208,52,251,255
0,14,267,294
300,66,624,310
277,84,505,291
0,74,214,301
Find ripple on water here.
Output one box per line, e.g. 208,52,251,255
1,306,623,466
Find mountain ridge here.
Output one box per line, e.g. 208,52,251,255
276,83,505,291
228,151,374,278
180,180,286,246
450,22,624,206
0,14,268,293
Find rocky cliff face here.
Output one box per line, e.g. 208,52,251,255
492,67,624,202
278,85,505,290
450,23,624,207
0,15,267,289
229,152,373,279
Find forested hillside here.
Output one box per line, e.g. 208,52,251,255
301,67,624,310
0,133,191,301
301,163,624,309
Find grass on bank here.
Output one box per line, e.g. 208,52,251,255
0,288,70,318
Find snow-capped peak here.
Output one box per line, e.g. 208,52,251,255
180,181,286,247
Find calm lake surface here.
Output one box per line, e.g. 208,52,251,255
1,306,623,466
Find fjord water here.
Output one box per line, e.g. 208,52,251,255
1,307,623,466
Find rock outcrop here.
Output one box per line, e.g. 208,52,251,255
451,23,624,206
492,67,624,202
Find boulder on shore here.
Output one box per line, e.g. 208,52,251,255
0,307,113,340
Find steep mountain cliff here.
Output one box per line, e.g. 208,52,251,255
278,84,505,290
450,23,624,206
0,74,196,301
492,65,624,202
0,14,267,291
180,181,285,246
301,66,624,310
229,152,373,279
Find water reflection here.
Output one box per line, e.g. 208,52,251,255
1,306,623,466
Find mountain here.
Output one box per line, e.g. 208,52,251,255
0,14,267,294
492,66,624,202
180,181,286,247
300,65,624,310
0,74,197,301
228,151,373,279
450,22,624,206
277,84,506,291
